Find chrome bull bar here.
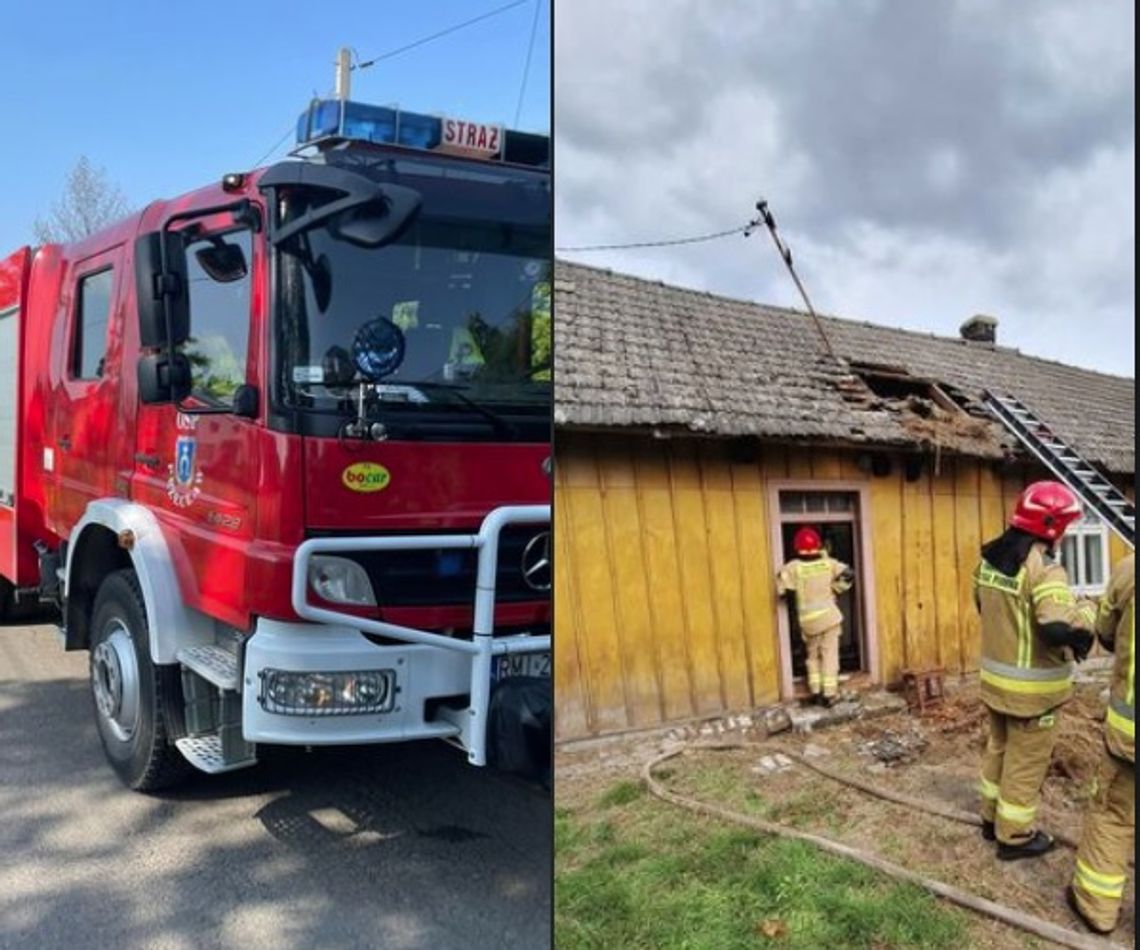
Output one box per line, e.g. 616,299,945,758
290,504,551,766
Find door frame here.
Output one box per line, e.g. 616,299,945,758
767,479,880,700
47,244,126,535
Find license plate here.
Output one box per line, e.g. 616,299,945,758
492,652,551,682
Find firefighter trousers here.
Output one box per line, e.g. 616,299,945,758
978,707,1059,845
1071,749,1134,932
804,625,840,698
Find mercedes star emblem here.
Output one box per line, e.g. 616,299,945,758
521,530,552,592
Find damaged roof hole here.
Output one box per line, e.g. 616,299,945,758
847,362,965,415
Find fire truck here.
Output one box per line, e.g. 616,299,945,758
0,96,552,790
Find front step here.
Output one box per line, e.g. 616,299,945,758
176,643,254,774
175,735,257,774
177,644,240,691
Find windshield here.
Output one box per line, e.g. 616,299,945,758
273,154,551,433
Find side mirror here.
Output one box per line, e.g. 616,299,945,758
232,384,259,419
134,230,190,349
194,240,247,284
138,352,192,405
329,187,421,248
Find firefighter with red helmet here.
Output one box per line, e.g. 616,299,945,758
1067,551,1133,935
974,480,1098,860
776,526,854,707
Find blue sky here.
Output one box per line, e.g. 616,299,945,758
0,0,550,253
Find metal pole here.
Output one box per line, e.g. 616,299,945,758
748,200,839,362
334,47,352,101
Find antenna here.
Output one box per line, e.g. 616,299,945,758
335,47,352,101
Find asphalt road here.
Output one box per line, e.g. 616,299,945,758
0,616,551,950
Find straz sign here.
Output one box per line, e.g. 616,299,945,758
439,118,503,159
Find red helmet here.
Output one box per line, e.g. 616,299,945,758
793,526,822,556
1009,481,1082,541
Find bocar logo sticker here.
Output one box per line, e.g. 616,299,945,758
342,462,391,493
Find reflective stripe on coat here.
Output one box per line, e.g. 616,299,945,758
973,542,1095,718
1096,554,1135,764
776,556,851,637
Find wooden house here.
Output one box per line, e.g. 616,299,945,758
553,261,1134,740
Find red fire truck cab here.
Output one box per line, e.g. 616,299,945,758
0,100,552,790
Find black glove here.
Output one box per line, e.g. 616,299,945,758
1040,622,1094,661
1069,629,1094,662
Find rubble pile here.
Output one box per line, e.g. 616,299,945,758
858,727,929,767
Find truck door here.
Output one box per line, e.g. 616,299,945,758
46,246,125,533
131,224,260,626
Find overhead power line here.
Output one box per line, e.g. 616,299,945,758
250,0,528,168
557,199,841,365
555,224,751,253
251,95,328,169
514,0,544,127
354,0,528,70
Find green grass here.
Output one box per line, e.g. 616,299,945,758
598,780,645,808
556,779,973,950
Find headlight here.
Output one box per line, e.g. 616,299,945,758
260,669,397,715
308,555,376,606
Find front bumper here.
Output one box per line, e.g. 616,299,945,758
243,505,551,765
241,619,470,745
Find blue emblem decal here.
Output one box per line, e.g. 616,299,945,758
167,434,204,508
175,437,197,488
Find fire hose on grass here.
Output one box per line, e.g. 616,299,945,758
642,742,1129,950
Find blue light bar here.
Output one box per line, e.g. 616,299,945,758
294,99,549,168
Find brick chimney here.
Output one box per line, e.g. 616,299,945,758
960,313,997,344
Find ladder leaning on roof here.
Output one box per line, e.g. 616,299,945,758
983,390,1134,549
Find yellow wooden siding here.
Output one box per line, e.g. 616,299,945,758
868,472,905,684
555,432,1126,740
1107,482,1134,568
731,458,780,709
931,462,960,674
953,459,983,672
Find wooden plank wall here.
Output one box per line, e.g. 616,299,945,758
1108,481,1135,567
554,430,1128,741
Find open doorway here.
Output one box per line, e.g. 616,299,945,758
776,490,869,693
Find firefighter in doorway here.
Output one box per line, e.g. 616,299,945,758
1068,552,1133,935
776,526,854,707
974,481,1097,861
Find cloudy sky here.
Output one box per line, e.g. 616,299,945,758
555,0,1135,377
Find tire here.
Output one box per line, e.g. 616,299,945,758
89,569,192,791
0,577,12,622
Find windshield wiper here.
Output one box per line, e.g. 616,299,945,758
408,382,519,439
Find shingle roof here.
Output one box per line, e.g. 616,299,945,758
553,260,1135,474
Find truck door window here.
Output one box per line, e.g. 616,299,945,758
182,229,252,407
71,268,114,380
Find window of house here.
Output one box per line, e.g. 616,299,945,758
780,491,856,515
72,268,114,379
182,229,252,407
1058,506,1109,595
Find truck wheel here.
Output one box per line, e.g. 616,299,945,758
89,569,191,791
0,577,12,621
